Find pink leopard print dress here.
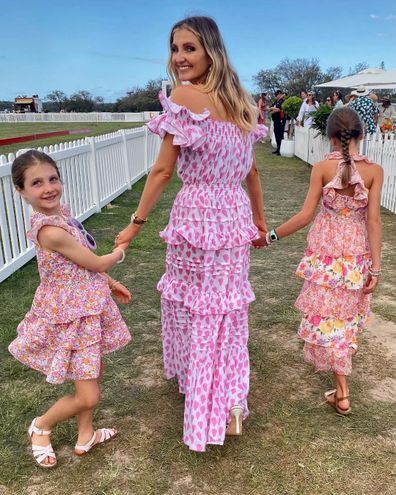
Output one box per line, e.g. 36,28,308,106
295,152,373,376
147,92,267,451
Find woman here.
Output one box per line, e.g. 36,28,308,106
115,16,268,452
297,92,319,127
325,96,333,108
333,90,344,110
257,92,267,125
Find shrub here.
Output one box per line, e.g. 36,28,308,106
282,96,302,138
311,104,332,136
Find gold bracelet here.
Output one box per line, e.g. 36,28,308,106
109,280,120,291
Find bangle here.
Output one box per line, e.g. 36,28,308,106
265,232,272,245
109,280,120,291
369,268,381,277
114,248,125,264
269,229,279,242
131,212,147,225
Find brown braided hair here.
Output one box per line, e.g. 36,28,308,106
326,107,363,187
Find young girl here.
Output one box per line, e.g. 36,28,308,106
259,107,383,414
8,150,132,468
115,16,267,451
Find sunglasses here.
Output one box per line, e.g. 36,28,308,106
326,98,331,101
67,217,97,250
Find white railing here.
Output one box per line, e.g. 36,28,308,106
0,128,161,283
294,128,396,213
0,111,160,123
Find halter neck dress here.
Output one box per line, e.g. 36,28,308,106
295,152,373,375
147,91,267,451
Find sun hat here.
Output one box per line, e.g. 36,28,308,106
350,86,369,97
381,95,391,103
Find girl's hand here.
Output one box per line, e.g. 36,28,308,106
363,273,379,294
111,282,132,304
114,224,140,250
252,229,269,249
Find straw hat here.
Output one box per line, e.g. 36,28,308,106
350,86,369,97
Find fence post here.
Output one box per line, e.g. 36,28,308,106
144,126,149,174
89,137,101,212
120,130,131,188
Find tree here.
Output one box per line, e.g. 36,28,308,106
46,90,67,112
114,79,163,112
65,90,98,112
380,61,386,70
347,62,369,76
253,58,343,96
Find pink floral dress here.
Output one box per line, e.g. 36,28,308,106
147,92,267,451
8,205,131,384
295,152,373,375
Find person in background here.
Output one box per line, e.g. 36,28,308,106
326,96,334,108
349,86,378,135
257,92,267,125
301,90,308,100
333,90,344,110
377,95,396,133
269,89,286,155
297,91,319,128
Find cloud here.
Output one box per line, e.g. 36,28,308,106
385,14,396,20
370,14,379,19
132,57,166,65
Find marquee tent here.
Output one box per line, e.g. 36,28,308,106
314,68,396,89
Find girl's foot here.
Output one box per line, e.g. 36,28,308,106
28,418,57,468
74,428,117,455
324,390,351,415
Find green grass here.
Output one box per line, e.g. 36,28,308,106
0,122,144,156
0,142,395,495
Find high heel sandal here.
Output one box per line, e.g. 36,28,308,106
74,428,117,456
324,390,351,416
28,418,57,468
226,405,243,436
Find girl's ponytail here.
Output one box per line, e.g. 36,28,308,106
339,129,352,187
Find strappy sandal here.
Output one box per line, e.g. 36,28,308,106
28,418,57,468
324,389,351,416
74,428,117,456
225,405,243,436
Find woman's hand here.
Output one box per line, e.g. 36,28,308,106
363,273,379,294
114,223,141,251
111,282,132,304
252,228,269,249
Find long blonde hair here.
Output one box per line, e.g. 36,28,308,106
167,16,256,132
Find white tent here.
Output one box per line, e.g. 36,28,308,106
315,68,391,89
365,69,396,89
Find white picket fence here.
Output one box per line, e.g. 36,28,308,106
0,111,160,123
294,127,396,213
0,127,161,283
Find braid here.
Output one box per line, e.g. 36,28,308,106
340,129,352,187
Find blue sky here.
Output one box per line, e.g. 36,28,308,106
0,0,395,102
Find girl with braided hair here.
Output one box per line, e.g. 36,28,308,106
254,107,383,415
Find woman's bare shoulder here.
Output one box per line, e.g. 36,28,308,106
170,85,210,114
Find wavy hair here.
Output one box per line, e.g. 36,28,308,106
167,16,256,132
326,107,363,187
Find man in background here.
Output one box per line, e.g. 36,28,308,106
269,90,286,155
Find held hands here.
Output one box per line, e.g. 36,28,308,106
251,222,269,249
114,223,141,251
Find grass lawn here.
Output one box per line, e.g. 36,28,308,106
0,122,144,156
0,142,395,495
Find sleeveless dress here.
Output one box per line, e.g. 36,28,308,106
8,205,131,384
147,92,267,451
295,152,373,375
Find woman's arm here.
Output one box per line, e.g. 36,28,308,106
274,163,323,239
297,102,305,126
245,157,267,232
115,132,179,250
37,226,124,272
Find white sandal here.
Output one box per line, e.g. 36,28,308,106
28,418,57,468
74,428,117,456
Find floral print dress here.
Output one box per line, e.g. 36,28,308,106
8,206,131,384
147,91,267,451
295,152,373,375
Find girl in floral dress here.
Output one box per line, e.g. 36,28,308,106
9,150,132,468
115,16,267,451
261,107,383,415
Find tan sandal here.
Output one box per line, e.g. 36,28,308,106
226,405,243,436
324,390,351,416
28,418,57,468
74,428,117,456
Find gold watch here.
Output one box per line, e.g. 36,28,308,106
131,212,147,225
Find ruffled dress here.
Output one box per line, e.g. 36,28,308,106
8,205,131,384
147,91,267,451
295,152,373,375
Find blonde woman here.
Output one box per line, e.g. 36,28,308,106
115,16,268,452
